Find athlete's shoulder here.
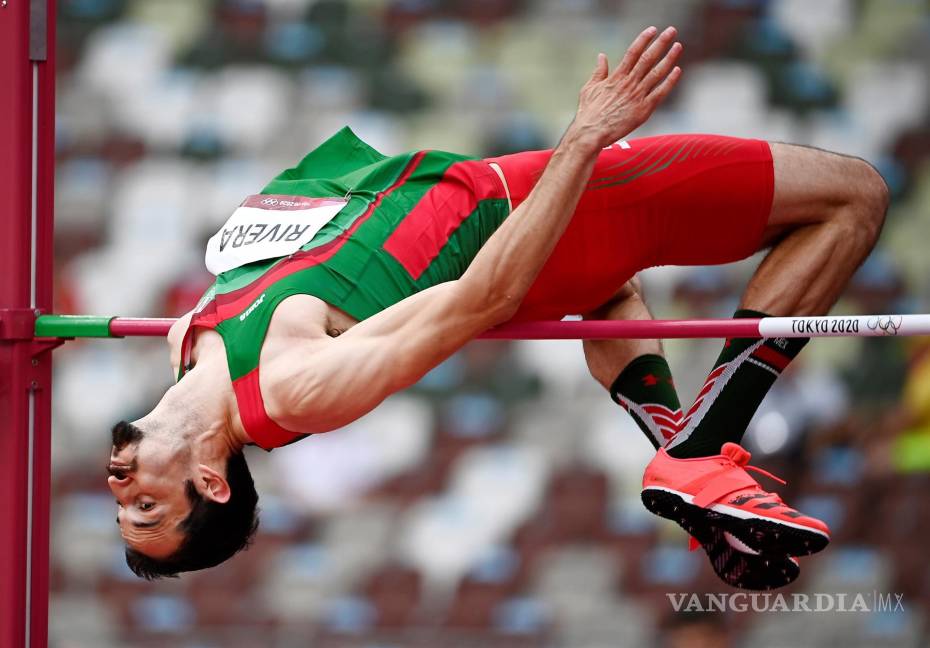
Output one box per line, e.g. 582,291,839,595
167,310,195,378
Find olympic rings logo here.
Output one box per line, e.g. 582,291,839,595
866,316,903,335
260,197,302,207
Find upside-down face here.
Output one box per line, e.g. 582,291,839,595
107,421,190,558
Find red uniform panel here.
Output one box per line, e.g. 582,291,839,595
485,134,774,321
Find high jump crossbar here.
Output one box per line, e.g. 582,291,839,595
33,313,930,340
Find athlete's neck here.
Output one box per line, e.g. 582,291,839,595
137,354,250,452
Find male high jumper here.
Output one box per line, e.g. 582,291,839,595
107,26,888,590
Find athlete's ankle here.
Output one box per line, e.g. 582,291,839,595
609,353,681,449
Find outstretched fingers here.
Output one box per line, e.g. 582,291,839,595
647,65,682,105
645,40,683,93
631,26,678,81
615,26,658,77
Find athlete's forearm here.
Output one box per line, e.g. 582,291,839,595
460,127,600,317
459,27,682,324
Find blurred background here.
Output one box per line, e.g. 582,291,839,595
49,0,930,646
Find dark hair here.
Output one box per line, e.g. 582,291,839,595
124,451,259,579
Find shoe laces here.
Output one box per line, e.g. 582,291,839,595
743,464,787,487
720,442,787,498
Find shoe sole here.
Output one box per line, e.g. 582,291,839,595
642,486,830,556
695,525,800,591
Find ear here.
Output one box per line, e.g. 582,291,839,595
196,464,231,504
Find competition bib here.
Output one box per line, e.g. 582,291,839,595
205,195,348,275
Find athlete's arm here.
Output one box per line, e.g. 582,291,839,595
279,27,683,431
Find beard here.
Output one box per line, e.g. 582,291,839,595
111,420,145,452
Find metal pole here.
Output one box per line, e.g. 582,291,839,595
0,1,54,646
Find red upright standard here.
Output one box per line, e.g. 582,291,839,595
0,1,56,646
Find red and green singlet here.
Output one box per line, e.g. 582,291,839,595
180,127,511,448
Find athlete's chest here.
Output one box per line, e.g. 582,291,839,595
183,294,357,375
266,294,359,342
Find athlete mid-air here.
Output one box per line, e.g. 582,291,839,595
107,26,888,589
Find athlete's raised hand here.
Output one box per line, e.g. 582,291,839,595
569,26,682,149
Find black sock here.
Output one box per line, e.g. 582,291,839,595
666,309,809,458
610,354,682,449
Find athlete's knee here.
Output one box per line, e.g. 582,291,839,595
829,156,889,253
851,158,890,245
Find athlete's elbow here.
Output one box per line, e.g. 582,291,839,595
484,287,523,324
456,276,520,324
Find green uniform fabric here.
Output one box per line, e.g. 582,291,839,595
189,127,510,382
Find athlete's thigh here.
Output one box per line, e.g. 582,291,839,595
763,142,874,245
497,135,776,319
589,133,775,269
